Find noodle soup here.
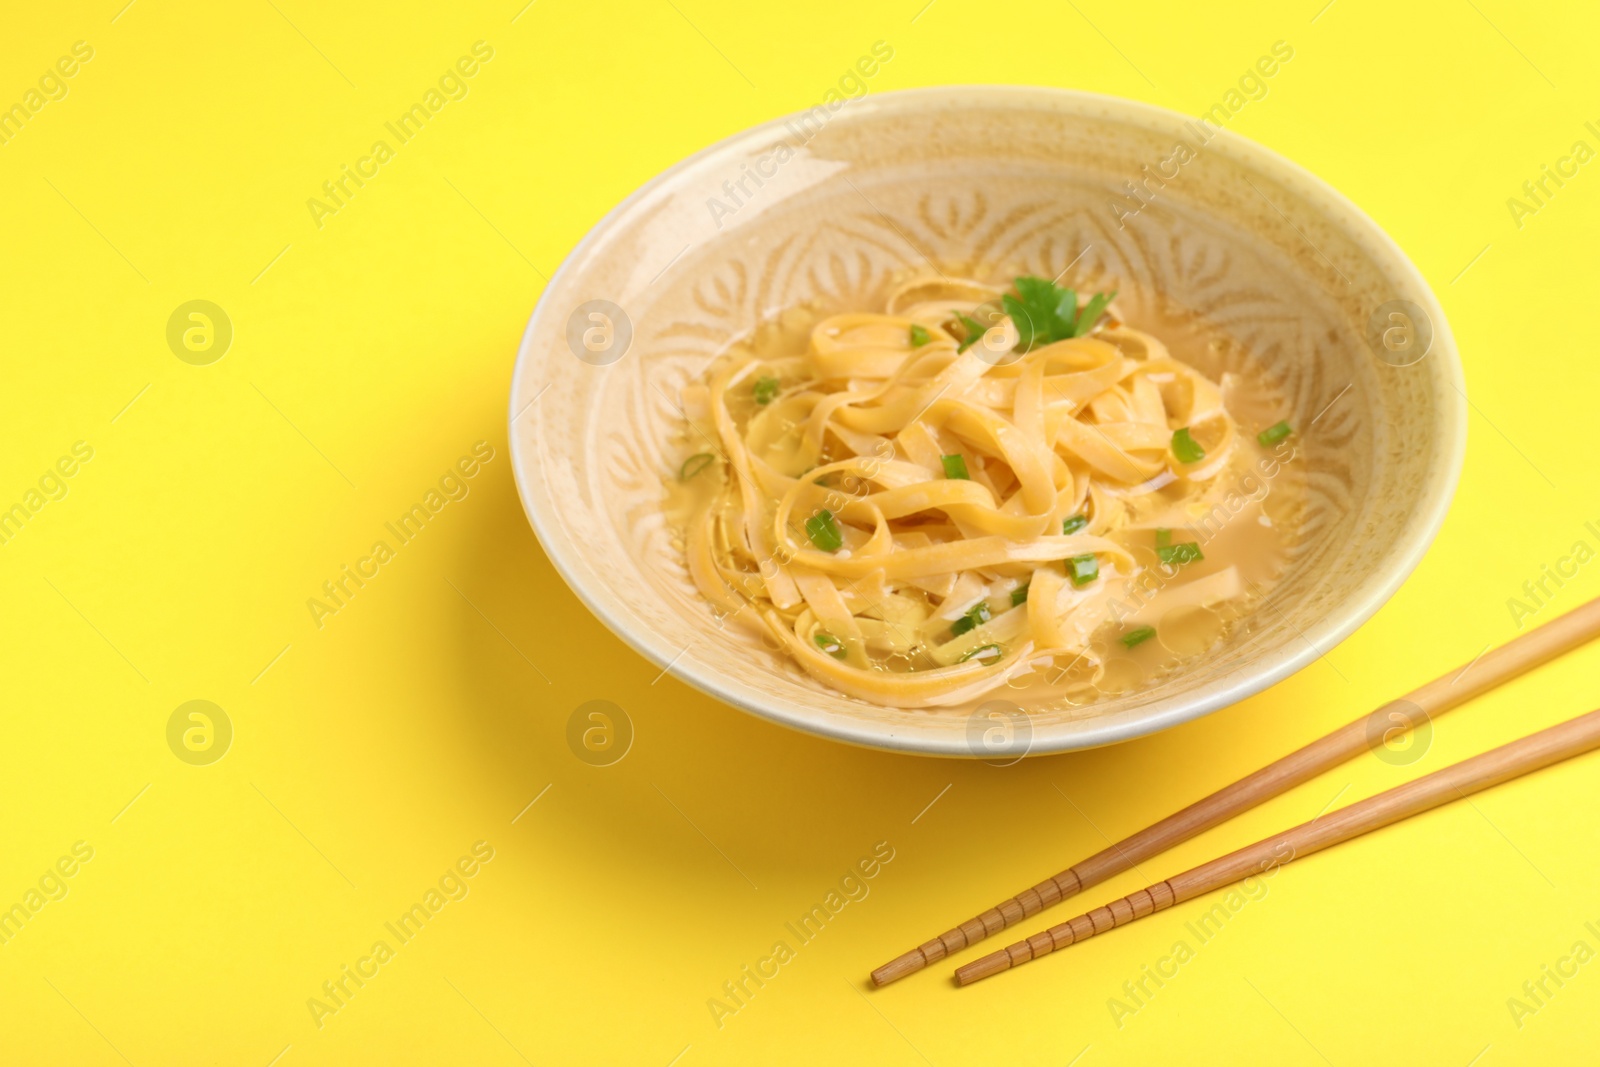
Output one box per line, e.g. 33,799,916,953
665,272,1305,711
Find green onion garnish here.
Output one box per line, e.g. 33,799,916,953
909,324,931,348
1157,542,1204,566
954,311,987,353
1062,514,1088,535
1155,527,1172,548
960,644,1002,664
679,453,715,480
950,601,992,636
1257,420,1293,446
1010,583,1030,607
1171,427,1206,464
1121,626,1156,649
813,633,847,660
805,509,843,551
754,376,780,405
941,453,970,480
1067,553,1099,586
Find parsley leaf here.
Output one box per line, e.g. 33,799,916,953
1074,290,1117,337
1003,276,1116,349
1004,276,1075,348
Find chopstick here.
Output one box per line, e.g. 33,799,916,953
871,595,1600,987
956,704,1600,984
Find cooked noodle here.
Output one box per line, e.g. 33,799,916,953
669,273,1293,709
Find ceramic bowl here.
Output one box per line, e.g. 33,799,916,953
508,86,1465,757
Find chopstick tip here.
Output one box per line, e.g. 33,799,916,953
870,949,929,987
954,950,1012,986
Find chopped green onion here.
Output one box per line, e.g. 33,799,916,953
679,453,715,480
960,644,1002,664
1010,583,1030,607
909,324,931,347
753,376,780,405
1121,626,1157,649
950,601,992,636
805,509,843,551
1072,289,1117,337
1062,513,1088,535
1155,527,1172,548
1157,542,1204,566
1171,427,1206,464
954,311,987,353
1067,553,1099,586
813,632,847,660
1257,420,1293,446
941,453,970,480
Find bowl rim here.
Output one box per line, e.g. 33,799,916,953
508,84,1467,757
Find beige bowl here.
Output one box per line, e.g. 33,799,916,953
509,86,1465,757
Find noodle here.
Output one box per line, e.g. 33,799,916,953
668,274,1295,709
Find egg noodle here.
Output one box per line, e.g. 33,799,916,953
672,274,1279,708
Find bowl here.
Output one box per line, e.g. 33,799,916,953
508,86,1465,757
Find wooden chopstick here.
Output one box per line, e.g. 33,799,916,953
871,596,1600,987
956,704,1600,984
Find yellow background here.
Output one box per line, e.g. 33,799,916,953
4,0,1599,1063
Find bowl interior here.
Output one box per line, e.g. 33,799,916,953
510,87,1463,756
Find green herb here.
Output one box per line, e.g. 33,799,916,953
1002,275,1116,349
954,311,988,353
1073,289,1117,337
813,632,847,660
1010,583,1030,607
1171,427,1206,464
1003,277,1074,350
960,644,1002,664
1121,626,1157,649
950,600,992,637
909,324,931,348
679,453,715,480
753,376,780,405
1257,420,1293,446
1155,527,1172,548
1067,553,1099,586
1062,513,1088,535
805,509,843,551
941,453,970,480
1157,542,1204,566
